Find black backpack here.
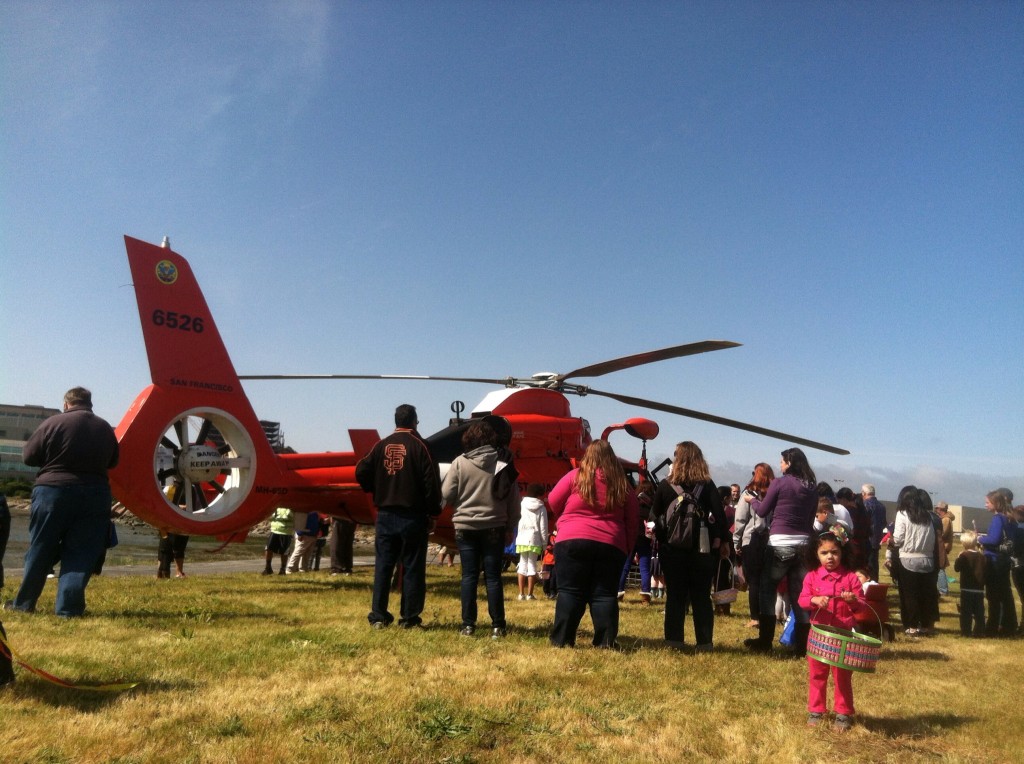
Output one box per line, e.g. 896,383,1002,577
1011,520,1024,563
663,483,705,550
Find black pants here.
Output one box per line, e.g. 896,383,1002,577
157,534,189,576
1012,564,1024,631
330,518,356,572
959,591,985,636
661,549,717,645
740,538,767,619
984,555,1018,635
550,539,625,647
898,567,935,630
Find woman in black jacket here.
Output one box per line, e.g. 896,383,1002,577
649,441,729,652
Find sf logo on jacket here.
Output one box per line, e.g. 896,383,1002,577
384,444,407,475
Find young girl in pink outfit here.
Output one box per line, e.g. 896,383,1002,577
798,527,865,731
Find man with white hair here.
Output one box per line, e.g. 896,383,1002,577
862,484,888,580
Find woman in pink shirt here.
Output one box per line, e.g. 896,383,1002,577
548,440,639,648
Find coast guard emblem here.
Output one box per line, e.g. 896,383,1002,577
156,260,178,285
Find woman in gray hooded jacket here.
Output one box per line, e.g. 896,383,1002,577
441,420,520,638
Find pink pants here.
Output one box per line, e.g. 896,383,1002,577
807,657,854,715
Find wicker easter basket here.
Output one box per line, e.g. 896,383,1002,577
806,604,883,674
711,559,738,605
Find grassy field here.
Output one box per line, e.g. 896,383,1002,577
0,565,1018,764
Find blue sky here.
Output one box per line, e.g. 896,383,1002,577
2,2,1021,506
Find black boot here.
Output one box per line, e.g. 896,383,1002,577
744,616,776,653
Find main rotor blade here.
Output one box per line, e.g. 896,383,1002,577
238,373,514,384
560,340,741,381
585,387,850,455
238,341,742,385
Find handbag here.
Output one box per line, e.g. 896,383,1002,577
779,612,796,646
711,559,738,605
997,524,1014,556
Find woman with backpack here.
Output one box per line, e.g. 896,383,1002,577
743,447,819,656
649,441,729,652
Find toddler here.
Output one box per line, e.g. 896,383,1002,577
954,530,986,637
515,484,549,600
798,529,865,731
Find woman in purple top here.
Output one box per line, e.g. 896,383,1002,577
548,440,639,648
744,447,818,655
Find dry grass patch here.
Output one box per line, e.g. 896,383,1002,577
0,567,1019,763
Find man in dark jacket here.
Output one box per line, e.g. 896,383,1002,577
356,404,441,629
0,494,10,590
0,495,11,685
6,387,118,617
862,483,888,580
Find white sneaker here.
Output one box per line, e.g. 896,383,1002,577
517,594,526,601
525,594,536,601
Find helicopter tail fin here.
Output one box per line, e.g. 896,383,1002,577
112,237,282,537
124,235,242,391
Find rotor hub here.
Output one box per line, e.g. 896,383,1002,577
177,444,227,483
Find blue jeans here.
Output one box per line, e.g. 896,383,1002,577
455,527,506,629
369,509,429,627
550,539,626,647
618,537,652,594
13,484,111,617
0,496,10,589
660,549,717,645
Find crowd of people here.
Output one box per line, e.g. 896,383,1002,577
343,405,1023,733
2,393,1022,731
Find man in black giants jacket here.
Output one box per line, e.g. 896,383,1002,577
356,404,441,629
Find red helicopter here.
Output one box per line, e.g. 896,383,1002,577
109,236,847,545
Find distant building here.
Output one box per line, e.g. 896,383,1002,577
259,420,286,452
0,403,61,481
203,419,287,453
878,500,988,537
